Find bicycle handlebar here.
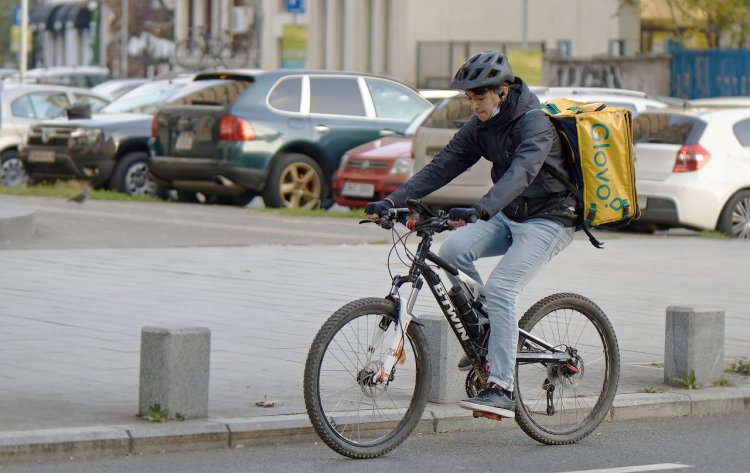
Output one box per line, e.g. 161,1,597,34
359,198,453,233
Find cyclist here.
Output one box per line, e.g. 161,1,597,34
365,51,577,419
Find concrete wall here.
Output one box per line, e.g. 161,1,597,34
544,54,673,96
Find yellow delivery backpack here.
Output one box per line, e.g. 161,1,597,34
540,98,640,248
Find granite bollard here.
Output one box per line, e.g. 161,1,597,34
664,306,725,387
139,326,211,418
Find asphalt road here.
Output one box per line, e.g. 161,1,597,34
3,413,748,472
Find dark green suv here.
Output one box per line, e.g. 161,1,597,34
148,70,431,208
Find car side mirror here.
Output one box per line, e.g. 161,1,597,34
66,103,92,119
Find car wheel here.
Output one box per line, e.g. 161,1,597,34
1,150,28,187
110,151,165,198
717,189,750,238
262,153,325,209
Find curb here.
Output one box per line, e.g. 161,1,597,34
2,388,749,462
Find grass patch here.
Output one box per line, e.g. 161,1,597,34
650,362,664,368
0,181,160,202
713,376,736,387
643,386,665,393
140,403,170,423
673,369,701,389
725,358,750,375
699,229,728,239
254,207,365,219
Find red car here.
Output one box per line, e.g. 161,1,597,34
331,108,432,208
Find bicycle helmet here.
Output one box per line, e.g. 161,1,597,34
450,51,515,90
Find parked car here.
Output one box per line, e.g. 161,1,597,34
411,87,672,208
20,75,194,196
91,78,151,101
0,84,110,187
148,69,432,208
686,97,750,109
331,107,433,208
9,66,113,88
632,107,750,238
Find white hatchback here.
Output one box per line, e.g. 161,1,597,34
633,107,750,238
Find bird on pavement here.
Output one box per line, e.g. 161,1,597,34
68,186,90,203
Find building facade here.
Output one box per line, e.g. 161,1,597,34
27,0,641,86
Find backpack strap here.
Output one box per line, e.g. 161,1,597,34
542,163,605,249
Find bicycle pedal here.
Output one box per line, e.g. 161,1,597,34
472,410,504,421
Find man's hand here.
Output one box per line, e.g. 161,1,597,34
448,207,481,227
364,199,393,221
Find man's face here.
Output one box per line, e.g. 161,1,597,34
465,88,502,122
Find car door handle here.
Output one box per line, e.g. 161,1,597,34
314,125,330,133
379,129,397,136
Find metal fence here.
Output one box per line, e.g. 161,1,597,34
671,49,750,99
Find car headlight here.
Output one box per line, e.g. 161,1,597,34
69,128,103,149
390,157,413,176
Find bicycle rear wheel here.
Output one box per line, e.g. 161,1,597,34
303,297,431,458
515,293,620,444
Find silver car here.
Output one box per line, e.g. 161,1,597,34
0,84,110,186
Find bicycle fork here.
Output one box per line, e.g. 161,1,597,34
365,280,420,385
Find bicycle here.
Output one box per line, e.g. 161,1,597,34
303,198,620,458
174,26,250,69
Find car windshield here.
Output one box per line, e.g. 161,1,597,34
633,113,706,144
99,80,188,115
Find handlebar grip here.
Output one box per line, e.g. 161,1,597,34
466,214,478,224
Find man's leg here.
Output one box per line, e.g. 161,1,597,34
484,216,574,393
437,215,512,287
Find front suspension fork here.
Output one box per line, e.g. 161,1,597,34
367,281,420,384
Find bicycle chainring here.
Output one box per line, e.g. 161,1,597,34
465,369,487,398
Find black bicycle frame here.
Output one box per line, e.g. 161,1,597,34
392,231,570,384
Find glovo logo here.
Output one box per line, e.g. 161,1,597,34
589,122,627,213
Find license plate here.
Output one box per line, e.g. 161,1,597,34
174,132,194,151
342,181,375,198
28,150,56,163
637,195,647,210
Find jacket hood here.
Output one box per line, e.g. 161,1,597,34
484,78,541,128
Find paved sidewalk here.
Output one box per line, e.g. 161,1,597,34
1,201,749,461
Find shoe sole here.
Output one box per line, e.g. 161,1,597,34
458,399,515,418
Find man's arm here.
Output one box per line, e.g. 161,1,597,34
475,111,556,217
387,123,483,206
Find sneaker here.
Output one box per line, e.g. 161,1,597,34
457,354,471,371
459,384,516,418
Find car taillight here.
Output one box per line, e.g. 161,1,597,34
219,116,255,141
674,144,711,172
151,114,159,138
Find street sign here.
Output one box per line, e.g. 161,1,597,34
286,0,305,13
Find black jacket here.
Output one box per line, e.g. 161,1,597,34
389,79,577,227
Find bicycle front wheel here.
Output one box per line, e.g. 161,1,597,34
303,297,431,459
515,293,620,444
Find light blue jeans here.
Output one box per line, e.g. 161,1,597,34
438,212,575,392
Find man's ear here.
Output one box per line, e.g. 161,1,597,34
499,84,510,100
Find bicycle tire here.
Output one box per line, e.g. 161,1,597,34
303,297,431,458
514,292,620,445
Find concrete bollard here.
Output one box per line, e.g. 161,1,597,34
420,314,466,404
139,326,211,419
664,306,725,387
